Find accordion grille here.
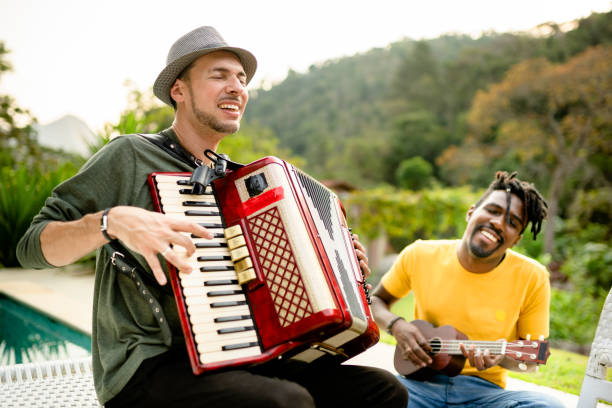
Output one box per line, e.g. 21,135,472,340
248,206,314,327
294,169,366,322
294,170,335,240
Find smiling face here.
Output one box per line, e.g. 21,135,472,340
171,51,248,136
462,190,525,262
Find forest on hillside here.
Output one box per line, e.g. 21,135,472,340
244,11,611,189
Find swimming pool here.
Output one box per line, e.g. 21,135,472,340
0,293,91,365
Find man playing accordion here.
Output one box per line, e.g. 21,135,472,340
18,26,407,408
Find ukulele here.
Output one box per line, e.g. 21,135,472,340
393,320,551,381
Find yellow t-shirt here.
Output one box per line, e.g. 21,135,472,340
381,239,551,388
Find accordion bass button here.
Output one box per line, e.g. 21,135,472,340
227,235,246,250
235,257,253,273
224,225,243,240
237,268,256,285
230,246,250,262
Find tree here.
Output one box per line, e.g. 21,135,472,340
438,45,612,256
395,157,434,190
0,42,39,171
386,110,449,182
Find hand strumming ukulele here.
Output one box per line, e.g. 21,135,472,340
393,320,551,381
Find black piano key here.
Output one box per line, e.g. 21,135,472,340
200,265,235,272
196,255,231,262
177,180,191,185
210,300,247,308
190,232,224,239
198,223,223,229
185,210,220,217
182,201,217,207
195,242,228,249
217,326,254,334
207,290,244,297
204,279,239,286
178,188,214,195
222,342,259,351
214,315,251,323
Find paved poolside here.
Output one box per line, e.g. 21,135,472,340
0,266,602,407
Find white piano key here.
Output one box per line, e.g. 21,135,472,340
195,332,259,353
192,319,255,335
184,293,246,306
161,202,218,212
163,209,221,218
187,304,251,319
190,237,228,245
182,284,243,297
180,271,239,284
164,214,223,223
160,195,217,204
199,346,262,364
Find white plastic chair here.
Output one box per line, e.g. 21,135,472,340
577,287,612,407
0,356,101,408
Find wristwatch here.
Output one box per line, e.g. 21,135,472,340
100,208,116,242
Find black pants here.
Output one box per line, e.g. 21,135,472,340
106,349,408,408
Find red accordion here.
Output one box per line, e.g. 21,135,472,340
148,156,379,375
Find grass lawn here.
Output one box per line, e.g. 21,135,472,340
378,295,611,396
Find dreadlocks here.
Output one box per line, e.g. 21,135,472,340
474,171,548,240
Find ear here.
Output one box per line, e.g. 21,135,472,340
170,79,187,104
466,205,476,222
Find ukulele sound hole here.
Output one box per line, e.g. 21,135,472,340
429,338,442,354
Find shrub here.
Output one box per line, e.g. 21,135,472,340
395,156,434,190
549,287,605,349
0,163,78,267
345,186,479,252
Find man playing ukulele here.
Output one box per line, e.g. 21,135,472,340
372,171,563,407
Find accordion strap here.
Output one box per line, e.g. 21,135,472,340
104,241,172,339
139,132,199,169
139,132,245,171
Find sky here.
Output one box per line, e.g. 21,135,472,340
1,0,611,132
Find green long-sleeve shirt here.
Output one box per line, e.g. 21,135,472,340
17,129,195,405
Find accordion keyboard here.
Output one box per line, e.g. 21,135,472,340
153,174,262,364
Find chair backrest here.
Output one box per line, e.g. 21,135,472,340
586,287,612,379
0,357,101,407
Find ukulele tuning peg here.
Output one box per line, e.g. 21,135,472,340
526,334,531,340
518,363,527,371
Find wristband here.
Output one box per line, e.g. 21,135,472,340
100,208,116,242
386,316,405,335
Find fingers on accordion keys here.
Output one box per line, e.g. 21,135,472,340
224,224,256,285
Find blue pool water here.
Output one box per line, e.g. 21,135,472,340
0,293,91,365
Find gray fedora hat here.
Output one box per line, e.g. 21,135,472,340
153,26,257,106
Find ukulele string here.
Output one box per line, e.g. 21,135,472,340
434,340,536,354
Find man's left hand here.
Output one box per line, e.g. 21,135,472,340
352,233,371,281
460,343,504,371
